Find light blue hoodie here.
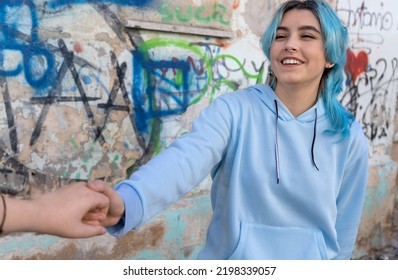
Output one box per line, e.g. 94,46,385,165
108,84,368,260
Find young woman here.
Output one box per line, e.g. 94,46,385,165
0,182,109,238
89,0,368,259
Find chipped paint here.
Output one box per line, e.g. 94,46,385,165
354,160,398,259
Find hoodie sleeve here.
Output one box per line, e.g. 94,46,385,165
106,96,233,237
333,122,369,259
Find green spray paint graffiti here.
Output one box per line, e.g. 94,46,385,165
127,36,266,174
158,3,230,26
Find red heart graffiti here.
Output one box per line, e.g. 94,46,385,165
345,49,368,82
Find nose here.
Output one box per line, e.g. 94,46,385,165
284,37,298,52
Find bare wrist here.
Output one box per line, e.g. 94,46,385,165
0,194,6,234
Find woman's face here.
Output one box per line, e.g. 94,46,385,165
270,9,332,91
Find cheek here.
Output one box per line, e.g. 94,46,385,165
269,47,279,67
314,46,328,62
269,45,277,58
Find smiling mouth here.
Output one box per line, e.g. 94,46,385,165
282,59,303,65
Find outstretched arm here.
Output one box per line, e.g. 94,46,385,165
86,96,232,237
0,182,110,238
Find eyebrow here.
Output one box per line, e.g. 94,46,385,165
277,25,321,34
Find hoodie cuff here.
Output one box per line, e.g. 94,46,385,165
106,182,143,237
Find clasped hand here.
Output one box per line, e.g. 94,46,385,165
22,180,125,238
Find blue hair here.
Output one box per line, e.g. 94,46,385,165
261,0,353,140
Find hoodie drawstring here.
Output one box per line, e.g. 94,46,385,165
311,108,319,171
274,100,319,184
274,100,280,184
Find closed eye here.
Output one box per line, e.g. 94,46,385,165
301,34,316,39
275,34,287,40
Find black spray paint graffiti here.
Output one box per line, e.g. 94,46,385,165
8,37,148,152
336,1,395,32
0,39,101,194
0,1,248,196
0,77,18,154
0,29,170,193
341,54,398,142
30,39,105,146
96,51,146,150
4,1,392,195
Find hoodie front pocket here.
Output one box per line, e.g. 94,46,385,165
228,222,328,260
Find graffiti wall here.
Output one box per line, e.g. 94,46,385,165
335,0,398,257
0,0,259,196
0,0,397,259
337,0,398,157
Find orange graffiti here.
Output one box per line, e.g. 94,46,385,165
215,38,231,48
233,0,240,9
74,42,83,53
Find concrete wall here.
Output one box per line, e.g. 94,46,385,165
0,0,397,259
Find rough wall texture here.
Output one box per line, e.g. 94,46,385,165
0,0,397,259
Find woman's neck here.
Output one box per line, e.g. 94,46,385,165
274,84,319,117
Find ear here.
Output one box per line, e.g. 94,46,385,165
325,62,335,69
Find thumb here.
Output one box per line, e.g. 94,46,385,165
87,180,114,199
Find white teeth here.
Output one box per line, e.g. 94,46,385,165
282,59,302,65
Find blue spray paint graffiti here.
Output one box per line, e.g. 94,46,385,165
0,0,56,89
0,0,265,183
0,0,155,90
132,49,191,135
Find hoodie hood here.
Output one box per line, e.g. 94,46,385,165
248,84,326,124
248,84,323,183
